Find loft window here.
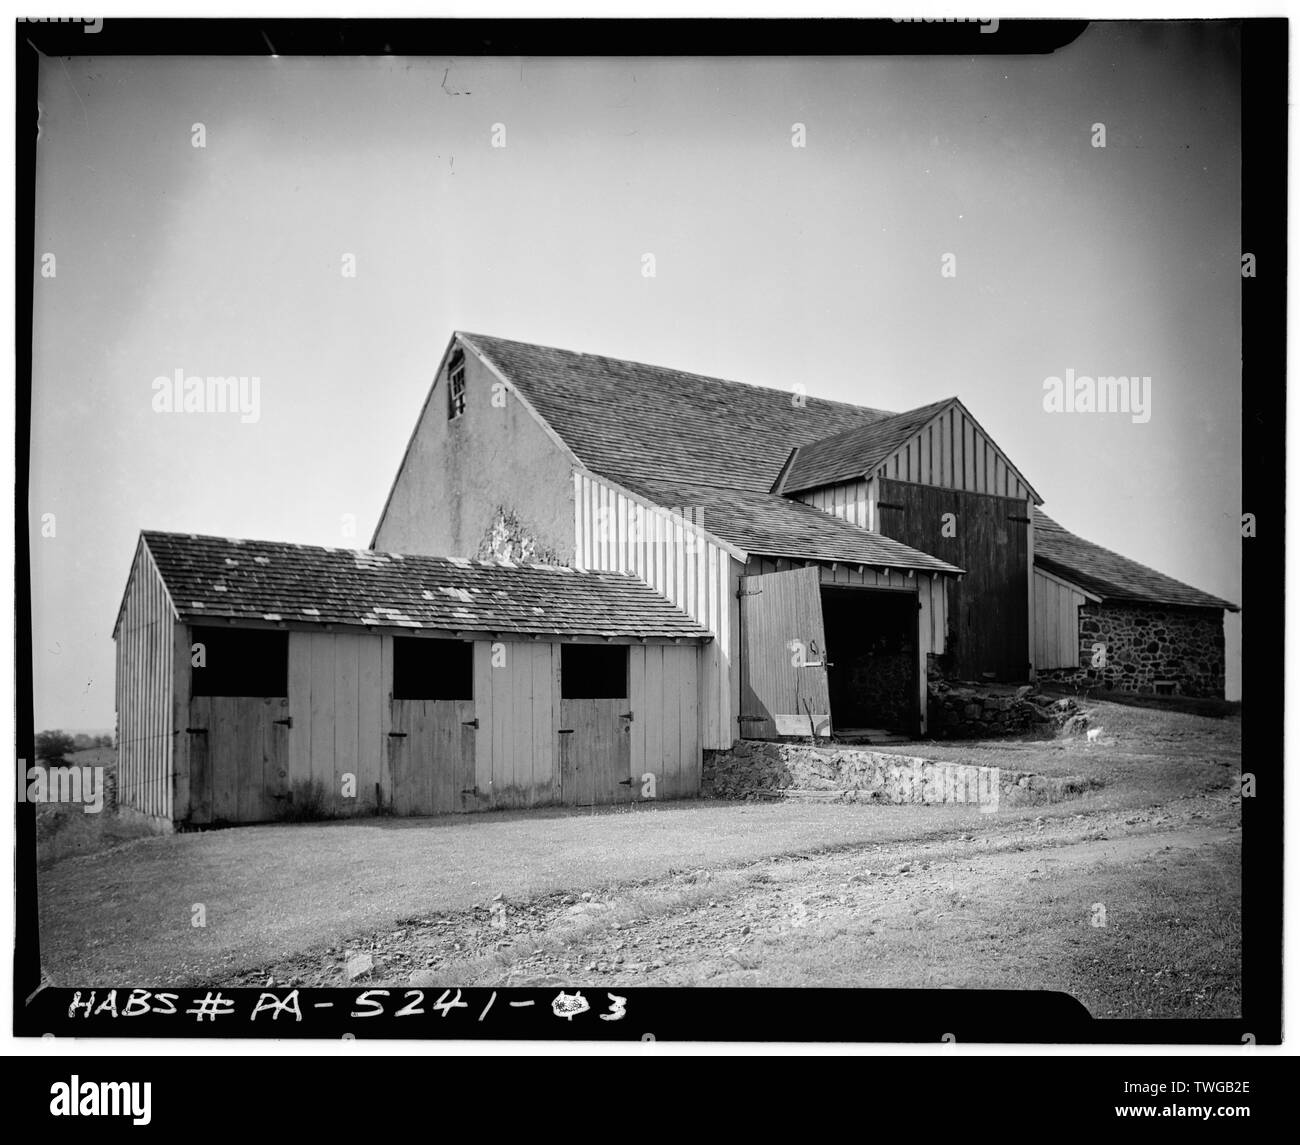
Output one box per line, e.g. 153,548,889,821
447,353,466,420
561,643,629,699
191,626,288,697
393,637,473,701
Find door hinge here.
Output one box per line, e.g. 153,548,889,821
618,777,634,786
185,727,208,735
557,729,575,735
620,711,633,720
877,501,906,511
462,718,479,728
736,587,762,598
387,731,408,738
273,716,293,728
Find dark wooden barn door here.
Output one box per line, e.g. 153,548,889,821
186,695,290,824
739,566,832,738
876,478,1029,681
559,700,633,805
387,699,476,815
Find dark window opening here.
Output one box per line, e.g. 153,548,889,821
561,643,628,699
191,626,288,697
447,352,466,420
393,637,473,701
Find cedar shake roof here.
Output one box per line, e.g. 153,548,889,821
139,532,713,640
779,398,956,494
462,332,894,493
1032,511,1238,612
625,481,964,575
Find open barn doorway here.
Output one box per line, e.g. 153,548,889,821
820,587,920,739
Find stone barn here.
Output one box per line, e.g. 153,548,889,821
1031,510,1236,696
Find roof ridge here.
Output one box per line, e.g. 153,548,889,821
461,331,898,419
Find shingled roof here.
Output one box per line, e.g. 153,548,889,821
135,532,713,641
779,398,956,494
625,481,964,575
1033,511,1238,612
462,332,894,493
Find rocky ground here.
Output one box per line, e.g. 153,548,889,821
223,782,1240,1019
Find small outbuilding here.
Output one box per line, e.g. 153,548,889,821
113,531,711,830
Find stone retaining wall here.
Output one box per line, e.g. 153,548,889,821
702,740,1099,808
926,682,1061,739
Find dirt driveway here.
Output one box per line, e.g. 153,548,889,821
37,700,1241,1017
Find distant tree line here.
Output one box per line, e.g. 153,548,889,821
35,730,113,764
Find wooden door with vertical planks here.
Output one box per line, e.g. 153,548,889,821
739,566,832,739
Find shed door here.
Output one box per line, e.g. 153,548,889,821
739,566,832,738
559,700,633,805
387,700,477,815
187,696,291,824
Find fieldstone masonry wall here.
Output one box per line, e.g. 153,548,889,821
1036,601,1225,698
926,680,1059,739
702,740,1100,807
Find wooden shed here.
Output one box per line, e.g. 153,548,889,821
113,531,711,830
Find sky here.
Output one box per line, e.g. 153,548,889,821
28,21,1243,729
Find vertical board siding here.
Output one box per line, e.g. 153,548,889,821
575,470,734,750
114,542,176,823
876,478,1029,681
476,640,557,807
794,479,871,528
863,406,1032,501
286,630,386,815
1033,570,1089,669
743,557,947,736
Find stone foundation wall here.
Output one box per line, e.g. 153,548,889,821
702,740,1100,807
1036,601,1225,698
926,682,1059,739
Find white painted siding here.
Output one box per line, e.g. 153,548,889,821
796,479,872,528
287,630,387,813
114,541,177,823
574,470,738,750
1033,568,1091,669
745,556,950,736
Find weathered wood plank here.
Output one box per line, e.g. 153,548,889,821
309,633,335,791
530,643,553,803
333,634,360,812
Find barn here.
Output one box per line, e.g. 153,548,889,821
113,531,710,829
114,330,1238,827
372,332,1235,751
1030,510,1237,696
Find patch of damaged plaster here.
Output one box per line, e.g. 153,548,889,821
476,506,564,565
